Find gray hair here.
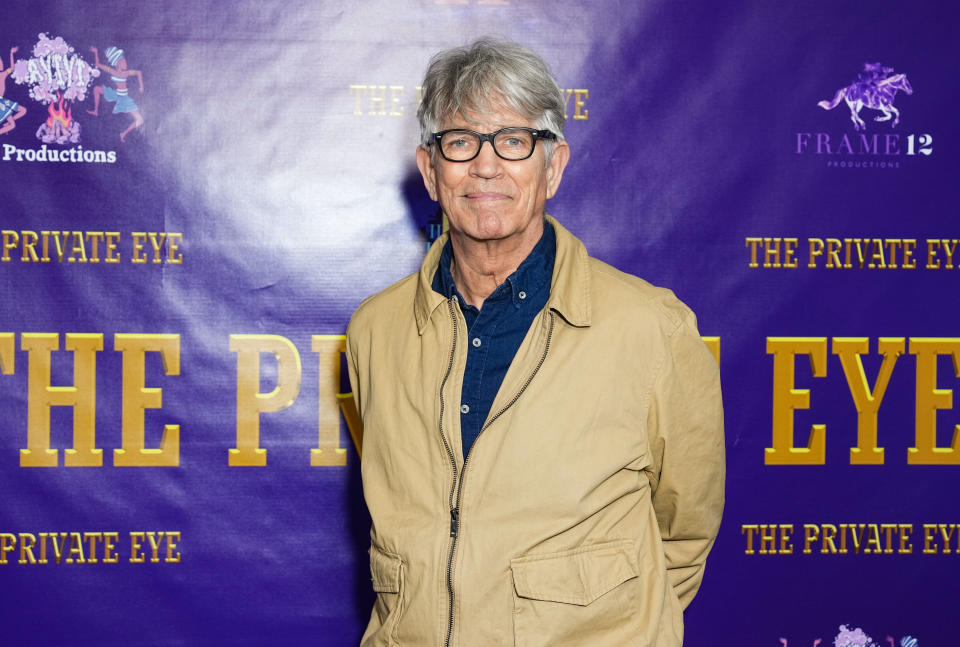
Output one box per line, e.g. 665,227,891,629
417,39,565,158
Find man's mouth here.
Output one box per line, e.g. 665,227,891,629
464,192,510,201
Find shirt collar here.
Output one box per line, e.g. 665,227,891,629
415,215,591,334
432,220,555,310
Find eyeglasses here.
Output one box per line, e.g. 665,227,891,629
430,127,556,162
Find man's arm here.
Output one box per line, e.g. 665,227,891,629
645,308,725,609
345,336,361,417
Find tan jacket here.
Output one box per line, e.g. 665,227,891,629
347,217,724,647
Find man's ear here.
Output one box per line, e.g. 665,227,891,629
416,145,439,202
545,140,570,200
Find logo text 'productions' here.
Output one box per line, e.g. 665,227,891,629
3,142,116,164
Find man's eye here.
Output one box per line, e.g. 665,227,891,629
504,137,522,147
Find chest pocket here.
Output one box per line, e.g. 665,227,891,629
510,539,642,646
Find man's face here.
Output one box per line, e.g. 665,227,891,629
416,105,569,245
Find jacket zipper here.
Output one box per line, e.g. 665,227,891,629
439,298,460,647
443,309,556,647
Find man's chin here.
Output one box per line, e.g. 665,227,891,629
461,217,543,245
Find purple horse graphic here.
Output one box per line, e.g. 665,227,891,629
818,62,912,130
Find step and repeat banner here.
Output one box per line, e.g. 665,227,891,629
1,1,956,645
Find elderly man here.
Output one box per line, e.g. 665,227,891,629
347,39,724,646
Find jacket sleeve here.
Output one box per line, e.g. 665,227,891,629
645,308,725,610
345,315,364,417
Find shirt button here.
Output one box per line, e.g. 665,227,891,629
460,404,470,414
518,291,527,300
452,295,458,303
472,337,482,348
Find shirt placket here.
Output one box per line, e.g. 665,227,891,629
459,288,508,456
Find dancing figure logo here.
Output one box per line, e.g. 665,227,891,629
779,624,918,647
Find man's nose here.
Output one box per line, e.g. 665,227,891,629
469,139,503,178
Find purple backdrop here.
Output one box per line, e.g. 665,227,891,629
1,1,958,645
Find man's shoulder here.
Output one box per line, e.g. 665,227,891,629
586,256,695,336
347,271,420,337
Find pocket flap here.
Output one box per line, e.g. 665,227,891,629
510,539,638,606
369,545,402,594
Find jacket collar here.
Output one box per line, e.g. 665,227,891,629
545,215,591,328
413,214,592,335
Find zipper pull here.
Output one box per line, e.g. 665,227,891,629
450,508,460,537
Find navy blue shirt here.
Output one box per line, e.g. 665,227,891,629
432,221,556,458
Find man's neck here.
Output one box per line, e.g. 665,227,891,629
448,218,545,310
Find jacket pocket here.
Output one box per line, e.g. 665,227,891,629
364,544,405,647
510,539,641,646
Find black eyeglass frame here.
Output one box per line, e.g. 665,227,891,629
430,127,557,162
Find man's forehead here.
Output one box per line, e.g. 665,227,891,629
441,105,534,131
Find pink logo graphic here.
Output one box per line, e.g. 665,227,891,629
8,33,99,144
818,62,913,131
780,625,918,647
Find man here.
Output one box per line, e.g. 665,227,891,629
347,39,724,646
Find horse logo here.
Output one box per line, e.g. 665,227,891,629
818,62,912,130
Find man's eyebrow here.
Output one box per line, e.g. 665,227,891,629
452,124,524,132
